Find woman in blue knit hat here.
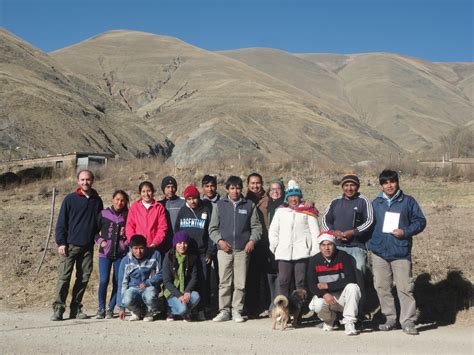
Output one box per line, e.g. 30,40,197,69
268,180,321,298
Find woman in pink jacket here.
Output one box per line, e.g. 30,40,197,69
126,181,168,250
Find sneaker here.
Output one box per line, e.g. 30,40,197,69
70,305,87,319
232,312,245,323
95,309,105,319
143,313,155,322
166,314,175,322
129,312,142,321
183,314,192,322
344,323,359,336
322,322,338,331
402,321,419,335
379,320,396,331
105,309,114,319
50,308,64,321
259,310,270,318
196,311,206,321
212,310,231,322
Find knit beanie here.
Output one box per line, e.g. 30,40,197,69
285,180,303,201
172,230,190,247
183,184,200,199
161,176,178,192
341,172,360,187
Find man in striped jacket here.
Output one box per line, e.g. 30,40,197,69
307,232,361,336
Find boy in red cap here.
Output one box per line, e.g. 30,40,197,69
174,184,215,320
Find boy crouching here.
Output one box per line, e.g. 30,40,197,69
117,234,163,321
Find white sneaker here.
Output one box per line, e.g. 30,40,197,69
212,310,231,322
143,313,155,322
129,312,141,321
232,312,245,323
322,322,338,331
344,323,359,336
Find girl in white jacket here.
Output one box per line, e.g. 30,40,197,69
269,180,320,297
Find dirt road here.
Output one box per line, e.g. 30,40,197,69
1,308,472,354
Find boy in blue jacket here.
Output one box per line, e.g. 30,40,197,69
117,235,163,321
368,169,426,335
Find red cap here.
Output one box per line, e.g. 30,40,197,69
183,184,200,199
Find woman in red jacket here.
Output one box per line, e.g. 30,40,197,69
126,181,168,251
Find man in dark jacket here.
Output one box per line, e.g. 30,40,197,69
209,176,262,322
368,169,426,335
162,231,200,321
307,232,361,336
51,169,103,321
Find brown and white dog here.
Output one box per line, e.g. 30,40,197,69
271,288,307,330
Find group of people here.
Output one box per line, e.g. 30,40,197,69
50,168,426,336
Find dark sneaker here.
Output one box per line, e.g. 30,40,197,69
378,321,396,331
105,309,114,319
70,305,87,319
50,308,64,321
402,322,419,335
95,309,105,319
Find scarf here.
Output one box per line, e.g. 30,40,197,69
289,202,319,218
164,251,187,298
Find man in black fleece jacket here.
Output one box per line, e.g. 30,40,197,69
51,169,103,321
307,232,361,336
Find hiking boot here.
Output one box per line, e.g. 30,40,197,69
379,320,396,331
344,323,359,336
183,314,192,322
166,314,175,322
232,312,245,323
95,309,105,319
105,309,114,319
50,308,64,321
70,305,87,319
129,311,141,321
212,310,231,322
402,321,419,335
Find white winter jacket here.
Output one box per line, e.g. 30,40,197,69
269,206,320,261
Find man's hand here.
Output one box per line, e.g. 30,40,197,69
218,240,233,253
333,230,345,240
119,309,126,320
323,293,337,305
244,240,255,254
179,292,191,304
205,255,212,264
342,229,355,240
58,245,67,257
138,283,146,290
100,241,107,248
392,229,405,238
317,282,328,290
303,201,315,208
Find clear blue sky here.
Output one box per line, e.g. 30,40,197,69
1,0,473,62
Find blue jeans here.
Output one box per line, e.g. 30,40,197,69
167,291,200,316
98,256,122,311
123,286,160,315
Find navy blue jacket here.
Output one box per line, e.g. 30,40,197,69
368,190,426,260
55,188,103,247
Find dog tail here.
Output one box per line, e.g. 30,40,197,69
274,295,289,308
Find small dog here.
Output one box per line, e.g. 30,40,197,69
271,288,307,330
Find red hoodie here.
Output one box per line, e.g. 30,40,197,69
125,199,168,247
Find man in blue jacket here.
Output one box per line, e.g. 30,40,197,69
51,169,103,321
368,169,426,335
117,234,163,322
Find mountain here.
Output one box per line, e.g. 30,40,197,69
0,29,173,161
52,30,402,165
